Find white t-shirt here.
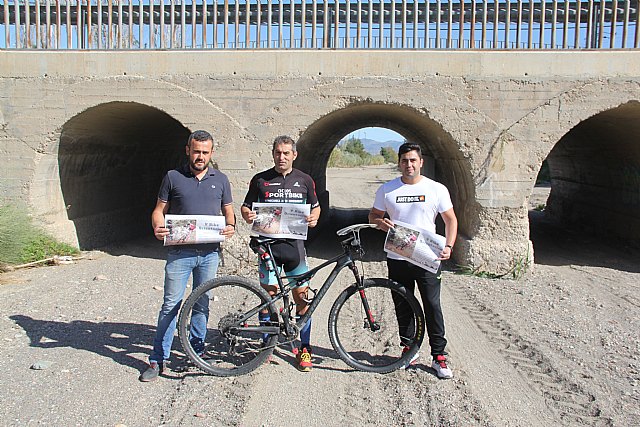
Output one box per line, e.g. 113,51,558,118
373,176,453,260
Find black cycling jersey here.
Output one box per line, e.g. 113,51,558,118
243,167,319,269
242,167,319,209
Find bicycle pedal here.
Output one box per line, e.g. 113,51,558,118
265,354,280,365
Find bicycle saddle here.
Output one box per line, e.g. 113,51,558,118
336,223,377,236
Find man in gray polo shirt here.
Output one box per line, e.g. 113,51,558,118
139,130,236,382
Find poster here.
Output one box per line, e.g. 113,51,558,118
164,215,226,246
251,203,311,240
384,220,446,273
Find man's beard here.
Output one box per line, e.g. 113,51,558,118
191,160,207,171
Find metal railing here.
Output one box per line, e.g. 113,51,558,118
1,0,638,49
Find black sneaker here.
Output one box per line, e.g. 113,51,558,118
139,361,163,382
190,338,213,360
190,337,205,355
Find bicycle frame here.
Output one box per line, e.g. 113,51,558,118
275,250,358,331
239,231,377,344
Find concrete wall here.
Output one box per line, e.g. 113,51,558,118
1,50,639,273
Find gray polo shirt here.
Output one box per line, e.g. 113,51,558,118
158,165,233,251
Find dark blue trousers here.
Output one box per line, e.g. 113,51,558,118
387,258,447,357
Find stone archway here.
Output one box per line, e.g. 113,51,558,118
295,102,476,254
544,101,640,240
59,102,190,249
27,75,257,250
479,81,640,271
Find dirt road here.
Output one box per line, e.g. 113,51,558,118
1,165,638,426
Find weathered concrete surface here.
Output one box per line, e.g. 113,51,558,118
1,50,639,273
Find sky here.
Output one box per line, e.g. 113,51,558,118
343,127,404,143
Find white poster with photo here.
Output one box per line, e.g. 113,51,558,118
251,203,311,240
384,220,447,273
164,215,226,246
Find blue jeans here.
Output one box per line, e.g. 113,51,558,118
150,248,219,363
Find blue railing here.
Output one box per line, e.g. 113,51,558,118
1,0,638,49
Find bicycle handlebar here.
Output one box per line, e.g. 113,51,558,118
249,223,377,259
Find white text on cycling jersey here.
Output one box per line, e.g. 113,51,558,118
265,188,304,199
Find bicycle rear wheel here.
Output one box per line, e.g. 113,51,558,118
328,278,425,374
177,275,279,376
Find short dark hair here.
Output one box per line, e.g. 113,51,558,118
272,135,297,152
398,142,422,159
187,130,213,147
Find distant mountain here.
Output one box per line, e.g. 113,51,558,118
339,137,404,155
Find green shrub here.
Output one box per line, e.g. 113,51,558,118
328,147,387,168
380,146,398,163
0,204,79,266
339,152,363,167
455,248,530,280
368,154,386,166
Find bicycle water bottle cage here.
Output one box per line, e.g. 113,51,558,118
302,286,317,304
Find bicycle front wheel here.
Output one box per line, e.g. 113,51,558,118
328,278,425,374
178,275,279,377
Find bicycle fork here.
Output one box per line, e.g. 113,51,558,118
348,262,381,332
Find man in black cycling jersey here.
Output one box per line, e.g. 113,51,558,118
241,135,321,372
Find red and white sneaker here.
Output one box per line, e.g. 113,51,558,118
402,346,420,369
431,354,453,379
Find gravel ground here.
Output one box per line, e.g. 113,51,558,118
0,165,637,426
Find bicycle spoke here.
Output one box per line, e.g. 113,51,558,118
179,277,278,376
329,279,424,373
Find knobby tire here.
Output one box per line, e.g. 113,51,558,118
178,275,279,377
328,278,425,374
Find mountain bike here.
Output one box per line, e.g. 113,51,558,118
177,223,425,376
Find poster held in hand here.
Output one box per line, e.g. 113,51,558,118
384,220,446,273
164,215,226,246
251,203,311,240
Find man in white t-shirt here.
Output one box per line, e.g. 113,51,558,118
369,142,458,379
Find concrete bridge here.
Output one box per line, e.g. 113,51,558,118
1,49,639,273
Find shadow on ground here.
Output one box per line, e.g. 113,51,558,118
10,314,155,372
529,210,640,273
97,234,168,260
307,207,387,262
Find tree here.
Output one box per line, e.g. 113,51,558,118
329,137,385,167
342,137,367,158
380,146,397,163
328,147,344,167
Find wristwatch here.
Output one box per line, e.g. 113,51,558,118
445,244,453,249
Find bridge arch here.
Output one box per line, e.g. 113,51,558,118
295,102,477,246
58,101,191,249
30,76,256,249
491,80,640,246
544,101,640,241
